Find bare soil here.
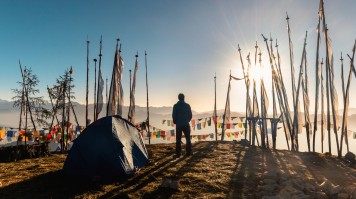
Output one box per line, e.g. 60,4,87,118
0,141,355,198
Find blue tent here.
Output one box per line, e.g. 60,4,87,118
62,115,149,177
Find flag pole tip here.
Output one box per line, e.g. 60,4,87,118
261,34,267,41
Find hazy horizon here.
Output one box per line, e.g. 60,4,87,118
2,97,356,115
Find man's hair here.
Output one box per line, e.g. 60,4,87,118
178,93,185,100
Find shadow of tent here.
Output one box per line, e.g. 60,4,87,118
0,170,129,198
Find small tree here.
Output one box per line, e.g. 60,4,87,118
12,66,51,143
50,68,75,152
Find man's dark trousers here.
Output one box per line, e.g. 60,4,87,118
176,124,191,156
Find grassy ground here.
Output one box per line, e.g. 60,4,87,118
0,141,355,198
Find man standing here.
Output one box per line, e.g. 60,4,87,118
172,93,192,158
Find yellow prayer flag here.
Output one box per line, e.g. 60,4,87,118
0,130,5,138
33,130,39,137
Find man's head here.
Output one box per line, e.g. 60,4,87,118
178,93,185,101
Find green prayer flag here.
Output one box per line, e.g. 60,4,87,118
243,122,247,128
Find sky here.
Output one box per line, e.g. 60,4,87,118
0,0,355,113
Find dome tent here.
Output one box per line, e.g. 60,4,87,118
62,115,149,177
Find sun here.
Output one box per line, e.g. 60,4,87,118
249,64,270,82
249,65,262,81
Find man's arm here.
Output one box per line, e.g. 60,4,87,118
188,104,192,121
172,104,177,124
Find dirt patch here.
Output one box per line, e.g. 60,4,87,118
0,142,355,198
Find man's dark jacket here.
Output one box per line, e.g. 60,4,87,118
172,100,192,127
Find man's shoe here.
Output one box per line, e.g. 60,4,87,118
185,152,193,156
173,154,181,159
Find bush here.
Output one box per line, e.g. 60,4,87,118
0,143,50,163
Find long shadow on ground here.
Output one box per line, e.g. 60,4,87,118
228,144,260,198
100,142,209,198
0,170,122,199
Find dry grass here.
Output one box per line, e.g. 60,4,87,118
0,141,355,199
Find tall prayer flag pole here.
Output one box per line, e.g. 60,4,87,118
61,71,68,153
247,53,254,144
18,60,25,134
258,48,268,148
129,69,132,115
286,13,298,151
86,37,89,126
271,41,278,149
251,42,260,146
221,71,232,141
107,38,119,116
95,36,104,121
116,43,124,116
340,53,345,154
128,53,138,123
66,66,73,148
312,11,322,152
214,73,218,141
106,76,108,105
301,38,311,152
320,0,340,156
93,58,97,121
274,39,290,150
145,51,151,145
292,31,308,152
237,44,251,144
321,59,325,153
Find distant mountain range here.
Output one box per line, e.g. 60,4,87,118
0,99,356,131
0,98,243,128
